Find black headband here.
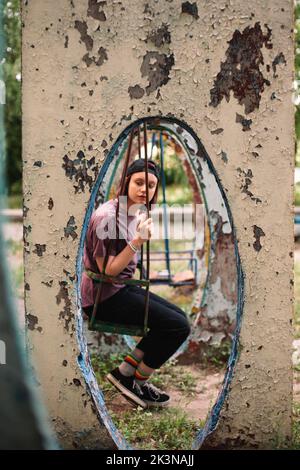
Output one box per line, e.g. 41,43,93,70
126,159,160,181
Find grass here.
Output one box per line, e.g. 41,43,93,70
7,194,22,209
91,352,125,384
11,264,24,291
294,261,300,339
4,239,24,295
293,258,300,449
292,402,300,450
110,407,201,450
90,352,203,450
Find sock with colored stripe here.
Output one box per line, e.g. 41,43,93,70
134,364,152,385
118,352,142,377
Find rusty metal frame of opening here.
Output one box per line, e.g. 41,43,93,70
76,116,245,450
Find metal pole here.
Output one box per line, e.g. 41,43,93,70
159,132,171,281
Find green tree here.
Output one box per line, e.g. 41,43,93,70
3,0,21,196
295,2,300,166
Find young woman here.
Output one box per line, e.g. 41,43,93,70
81,159,191,409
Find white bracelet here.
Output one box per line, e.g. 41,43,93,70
128,241,139,253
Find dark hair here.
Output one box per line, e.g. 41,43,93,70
126,159,160,181
116,160,160,206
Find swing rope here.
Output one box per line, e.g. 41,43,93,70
86,124,151,336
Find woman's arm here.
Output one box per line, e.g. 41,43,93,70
95,237,142,277
95,215,153,277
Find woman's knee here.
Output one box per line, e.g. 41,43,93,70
182,319,191,338
171,314,191,338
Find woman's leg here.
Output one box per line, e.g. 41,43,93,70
91,286,190,407
95,285,191,371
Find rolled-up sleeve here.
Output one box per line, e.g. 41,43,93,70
93,213,117,259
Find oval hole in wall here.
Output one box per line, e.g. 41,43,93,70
76,117,244,450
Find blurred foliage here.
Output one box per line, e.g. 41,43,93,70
296,183,300,206
294,260,300,339
2,0,21,197
295,2,300,165
154,135,194,204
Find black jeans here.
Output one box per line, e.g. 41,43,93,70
83,285,191,369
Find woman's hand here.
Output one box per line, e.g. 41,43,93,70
133,211,154,247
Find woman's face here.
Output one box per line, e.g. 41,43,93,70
127,171,158,206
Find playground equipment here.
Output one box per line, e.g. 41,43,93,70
0,3,56,448
86,124,151,337
23,0,293,450
145,131,198,287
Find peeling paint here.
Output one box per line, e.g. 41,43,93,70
26,313,43,333
73,378,82,387
87,0,107,22
41,280,54,287
82,46,108,67
211,128,223,135
210,22,273,114
23,0,293,452
64,216,78,240
62,151,99,194
48,198,54,210
141,52,174,96
74,20,93,51
146,24,171,48
128,84,144,100
237,168,262,204
272,52,287,78
253,225,265,251
63,269,76,282
236,113,252,131
220,150,228,163
23,206,29,218
181,2,199,19
56,281,74,332
33,244,46,257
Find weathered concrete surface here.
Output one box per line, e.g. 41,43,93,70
22,0,294,449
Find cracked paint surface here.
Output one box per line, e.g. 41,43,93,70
146,24,171,47
26,313,43,333
253,225,265,252
64,216,78,240
209,22,285,115
56,281,75,332
62,152,99,194
23,0,293,451
181,2,199,19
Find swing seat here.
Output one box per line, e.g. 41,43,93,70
172,270,195,285
84,269,150,336
88,320,149,337
149,269,195,286
150,269,171,281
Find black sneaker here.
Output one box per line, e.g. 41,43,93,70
106,368,147,409
139,382,171,408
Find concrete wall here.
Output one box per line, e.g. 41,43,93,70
22,0,294,449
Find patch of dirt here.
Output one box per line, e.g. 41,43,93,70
167,365,224,423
